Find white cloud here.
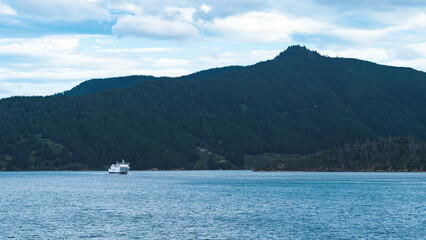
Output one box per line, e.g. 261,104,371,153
391,46,423,60
113,14,199,40
408,42,426,55
0,36,80,55
148,57,190,68
107,3,142,15
329,27,396,45
400,13,426,29
204,11,326,42
200,4,211,13
0,35,194,98
0,1,16,15
321,48,391,63
100,47,176,54
110,5,199,40
197,49,281,67
7,0,110,21
320,45,426,73
163,6,196,22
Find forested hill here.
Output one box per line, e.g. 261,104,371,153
1,45,426,171
256,136,426,171
63,66,243,97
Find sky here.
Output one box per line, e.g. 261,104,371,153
1,0,426,98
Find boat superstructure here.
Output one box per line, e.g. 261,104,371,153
108,159,130,174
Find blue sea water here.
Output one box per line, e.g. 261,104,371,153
0,171,424,239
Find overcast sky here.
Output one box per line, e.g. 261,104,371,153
1,0,426,98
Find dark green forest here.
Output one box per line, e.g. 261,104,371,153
0,46,425,171
63,66,243,97
257,136,426,171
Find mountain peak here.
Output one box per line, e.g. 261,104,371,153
275,45,321,59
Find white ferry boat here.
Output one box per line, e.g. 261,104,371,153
108,159,130,174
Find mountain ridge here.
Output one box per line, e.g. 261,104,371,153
0,45,425,171
63,65,244,97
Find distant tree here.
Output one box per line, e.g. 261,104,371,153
338,149,344,168
360,144,369,167
371,140,378,165
408,136,417,161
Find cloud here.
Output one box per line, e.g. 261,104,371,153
314,0,426,10
2,0,426,98
0,35,190,77
6,0,110,22
203,11,326,42
391,46,423,60
319,45,426,74
99,47,177,54
163,7,196,22
110,5,201,40
193,0,267,20
328,27,397,45
0,35,194,98
196,49,281,67
200,4,211,13
408,42,426,55
321,48,391,63
0,1,16,15
0,36,80,56
112,14,198,40
399,13,426,32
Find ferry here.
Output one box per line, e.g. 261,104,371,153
108,159,130,174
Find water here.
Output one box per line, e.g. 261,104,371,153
0,171,424,239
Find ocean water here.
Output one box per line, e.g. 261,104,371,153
0,171,424,239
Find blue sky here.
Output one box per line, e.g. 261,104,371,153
1,0,426,98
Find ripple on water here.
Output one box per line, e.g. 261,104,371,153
0,171,425,239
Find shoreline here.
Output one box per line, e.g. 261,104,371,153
1,169,425,173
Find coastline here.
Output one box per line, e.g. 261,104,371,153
1,169,425,172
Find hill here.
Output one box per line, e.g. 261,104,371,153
63,66,243,97
256,136,426,171
0,45,425,171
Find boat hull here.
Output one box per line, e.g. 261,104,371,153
108,171,128,174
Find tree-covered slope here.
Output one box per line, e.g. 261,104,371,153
62,75,160,97
63,66,243,97
256,136,426,171
1,46,425,170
